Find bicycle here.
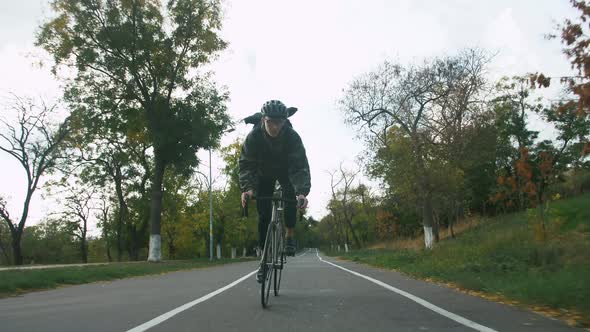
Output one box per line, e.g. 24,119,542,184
242,187,304,308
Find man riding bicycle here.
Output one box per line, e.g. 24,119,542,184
239,100,311,282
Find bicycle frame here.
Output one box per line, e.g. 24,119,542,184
259,190,287,307
241,188,303,308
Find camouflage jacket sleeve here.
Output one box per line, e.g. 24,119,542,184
238,132,257,193
287,130,311,196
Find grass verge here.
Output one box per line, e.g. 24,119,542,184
325,194,590,327
0,258,255,298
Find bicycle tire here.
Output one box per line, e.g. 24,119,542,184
274,231,284,296
262,257,273,308
261,224,274,308
274,251,283,296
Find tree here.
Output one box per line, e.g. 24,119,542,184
526,102,589,237
531,0,589,155
217,141,257,255
161,168,202,259
490,77,541,211
37,0,231,262
55,182,95,263
328,164,362,249
431,49,492,228
62,105,152,261
350,183,379,243
341,51,490,248
96,195,113,262
0,96,69,265
20,219,79,264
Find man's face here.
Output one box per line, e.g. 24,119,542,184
263,116,286,137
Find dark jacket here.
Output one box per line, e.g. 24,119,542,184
239,124,311,196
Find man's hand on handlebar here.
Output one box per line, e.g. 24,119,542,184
241,190,253,208
297,194,308,209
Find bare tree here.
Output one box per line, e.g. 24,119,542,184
341,50,490,249
56,182,95,263
0,96,69,265
341,59,452,248
432,49,492,239
328,163,362,249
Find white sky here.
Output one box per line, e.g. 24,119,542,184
0,0,579,232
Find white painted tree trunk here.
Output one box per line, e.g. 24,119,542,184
256,247,261,257
242,248,246,257
337,245,341,252
147,235,161,262
216,243,221,259
231,247,236,259
344,243,349,253
423,226,434,249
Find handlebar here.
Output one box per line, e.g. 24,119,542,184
241,195,306,222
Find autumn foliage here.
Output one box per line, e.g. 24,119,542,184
531,0,590,155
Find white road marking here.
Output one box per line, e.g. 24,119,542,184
295,248,311,257
315,249,498,332
126,270,257,332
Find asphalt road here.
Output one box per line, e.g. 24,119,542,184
0,249,584,332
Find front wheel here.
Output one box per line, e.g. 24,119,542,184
261,249,273,308
274,251,284,296
261,224,274,308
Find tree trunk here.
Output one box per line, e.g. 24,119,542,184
148,155,166,262
451,205,458,239
345,218,361,249
116,217,123,261
168,237,175,260
106,240,112,262
537,178,548,242
12,192,33,266
433,209,440,243
11,232,23,266
204,233,210,258
412,138,434,249
81,238,88,263
126,224,141,261
422,196,434,249
113,166,128,262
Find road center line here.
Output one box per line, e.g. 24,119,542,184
126,270,257,332
315,250,498,332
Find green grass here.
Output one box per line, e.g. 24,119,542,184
0,258,255,297
327,193,590,327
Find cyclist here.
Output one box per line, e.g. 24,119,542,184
239,100,311,282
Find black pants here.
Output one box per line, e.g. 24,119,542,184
256,173,297,249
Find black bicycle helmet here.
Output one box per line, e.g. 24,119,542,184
261,100,288,118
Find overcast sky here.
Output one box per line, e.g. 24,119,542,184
0,0,579,232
